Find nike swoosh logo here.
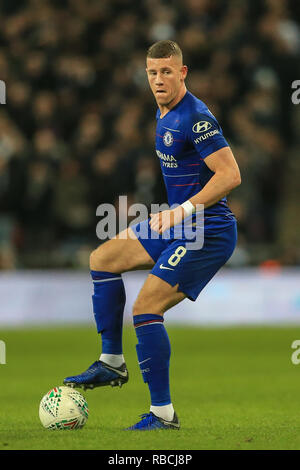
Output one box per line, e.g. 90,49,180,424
159,264,174,271
138,358,151,365
161,419,180,428
104,364,128,377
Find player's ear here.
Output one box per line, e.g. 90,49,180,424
181,65,188,80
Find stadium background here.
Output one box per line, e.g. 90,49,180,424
0,0,299,327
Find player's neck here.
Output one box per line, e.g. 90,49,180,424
159,85,187,119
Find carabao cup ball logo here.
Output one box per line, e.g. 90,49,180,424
163,131,174,147
192,121,212,133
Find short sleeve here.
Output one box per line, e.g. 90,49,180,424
187,112,229,159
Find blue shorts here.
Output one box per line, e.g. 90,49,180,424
131,218,237,301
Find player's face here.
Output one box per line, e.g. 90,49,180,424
146,56,187,108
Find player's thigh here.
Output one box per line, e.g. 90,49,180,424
90,227,155,273
133,273,186,316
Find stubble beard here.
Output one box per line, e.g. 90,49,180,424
155,91,175,108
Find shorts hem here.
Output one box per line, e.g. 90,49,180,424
150,272,197,302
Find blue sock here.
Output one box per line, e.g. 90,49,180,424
91,270,126,355
134,314,171,406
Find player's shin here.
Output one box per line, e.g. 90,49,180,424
134,314,175,422
91,270,126,366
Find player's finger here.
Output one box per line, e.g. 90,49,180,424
149,217,158,228
151,224,160,233
160,223,168,233
149,218,159,230
153,215,163,231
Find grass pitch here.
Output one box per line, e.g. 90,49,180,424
1,325,300,450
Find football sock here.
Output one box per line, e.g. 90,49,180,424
99,353,125,367
91,270,126,355
134,314,172,409
150,404,175,422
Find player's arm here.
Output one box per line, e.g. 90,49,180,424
188,146,241,210
149,146,241,234
150,112,240,234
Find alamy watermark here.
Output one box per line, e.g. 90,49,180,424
291,340,300,364
0,340,6,364
291,80,300,105
0,80,6,104
96,196,204,250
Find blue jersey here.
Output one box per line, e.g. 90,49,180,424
155,90,236,232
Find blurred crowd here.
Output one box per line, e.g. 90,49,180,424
0,0,299,269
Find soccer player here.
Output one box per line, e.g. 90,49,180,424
64,40,241,430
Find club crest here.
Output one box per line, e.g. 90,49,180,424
163,131,174,147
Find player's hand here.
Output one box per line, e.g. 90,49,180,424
149,206,185,234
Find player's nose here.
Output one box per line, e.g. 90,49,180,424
155,73,164,85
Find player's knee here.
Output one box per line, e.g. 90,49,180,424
89,244,114,272
132,296,164,317
89,247,101,271
132,299,143,316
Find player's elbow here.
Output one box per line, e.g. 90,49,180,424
232,169,241,188
225,168,241,192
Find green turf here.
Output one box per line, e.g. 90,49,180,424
0,325,300,450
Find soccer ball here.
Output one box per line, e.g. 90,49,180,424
39,386,89,430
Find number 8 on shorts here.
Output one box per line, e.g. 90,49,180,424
167,246,187,267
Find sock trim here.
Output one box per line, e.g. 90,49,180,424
133,314,164,328
93,277,122,283
90,270,122,280
135,320,164,329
